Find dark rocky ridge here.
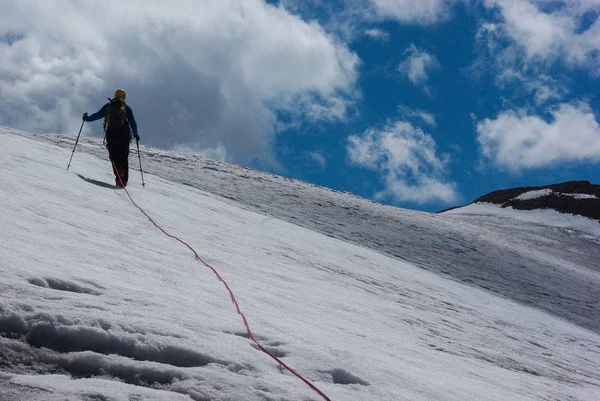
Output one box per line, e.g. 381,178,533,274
469,181,600,221
475,181,600,221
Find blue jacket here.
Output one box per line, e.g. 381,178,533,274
86,103,138,136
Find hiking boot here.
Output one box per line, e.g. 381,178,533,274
116,170,127,187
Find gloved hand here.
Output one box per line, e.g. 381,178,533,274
82,113,88,121
133,133,140,141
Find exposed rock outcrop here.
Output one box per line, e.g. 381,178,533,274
472,181,600,221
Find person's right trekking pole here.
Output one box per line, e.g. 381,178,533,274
67,120,85,171
136,139,145,187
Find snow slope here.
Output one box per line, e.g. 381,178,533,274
444,202,600,237
43,131,600,334
1,126,600,400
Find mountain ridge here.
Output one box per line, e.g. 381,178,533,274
474,180,600,221
439,181,600,219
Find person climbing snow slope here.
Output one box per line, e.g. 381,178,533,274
83,89,139,187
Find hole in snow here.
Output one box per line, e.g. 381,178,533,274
329,368,369,386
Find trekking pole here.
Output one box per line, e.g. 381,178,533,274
136,139,145,187
67,120,85,171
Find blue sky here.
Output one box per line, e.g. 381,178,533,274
1,0,599,212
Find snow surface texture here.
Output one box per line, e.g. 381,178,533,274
0,126,599,400
445,203,600,238
40,130,600,334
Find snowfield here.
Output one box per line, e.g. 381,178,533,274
1,126,600,400
444,202,600,238
514,188,598,201
515,189,554,201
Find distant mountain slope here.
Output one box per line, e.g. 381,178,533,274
473,181,600,221
24,131,600,335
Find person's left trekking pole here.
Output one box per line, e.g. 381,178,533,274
136,139,145,187
67,119,85,171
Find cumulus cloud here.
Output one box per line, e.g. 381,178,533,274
0,0,359,166
347,121,459,204
476,102,600,171
470,4,594,109
482,0,600,72
368,0,456,25
277,1,458,42
398,44,440,89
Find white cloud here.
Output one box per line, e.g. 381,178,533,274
347,121,459,204
368,0,456,24
276,1,458,42
0,0,359,166
365,28,390,41
398,44,440,88
397,105,437,127
476,102,600,171
172,143,231,163
486,0,572,59
309,151,327,168
470,5,590,107
526,77,568,106
482,0,600,72
495,70,569,105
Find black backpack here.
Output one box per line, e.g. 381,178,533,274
104,98,130,142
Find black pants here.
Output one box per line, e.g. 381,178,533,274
106,141,130,184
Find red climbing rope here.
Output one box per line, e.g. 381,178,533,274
110,157,332,401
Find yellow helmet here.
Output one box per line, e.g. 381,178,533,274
114,89,126,100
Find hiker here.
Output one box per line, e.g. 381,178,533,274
83,89,139,187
